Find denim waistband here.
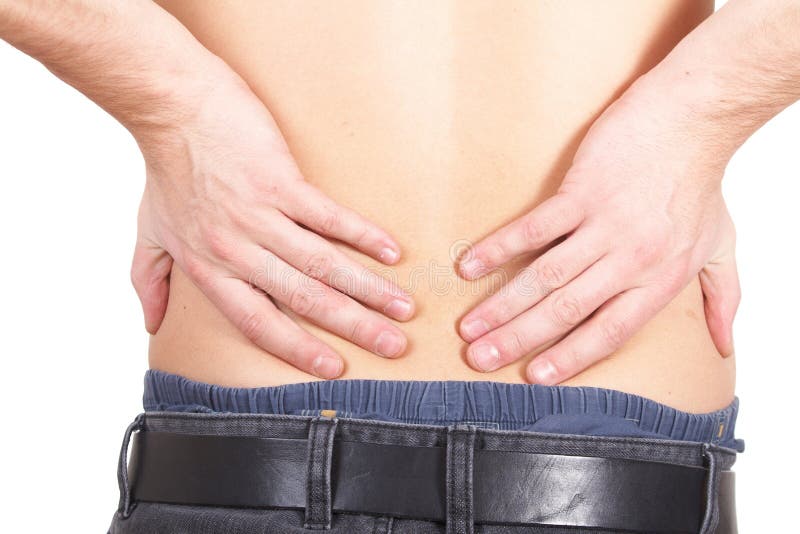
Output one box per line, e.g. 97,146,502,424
143,370,744,452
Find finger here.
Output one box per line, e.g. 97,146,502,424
465,256,628,372
241,247,408,358
458,192,583,280
526,285,669,385
130,241,174,334
256,211,414,321
459,227,605,341
699,252,740,358
280,180,402,264
203,275,344,379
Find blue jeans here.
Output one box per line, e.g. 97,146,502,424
109,370,744,533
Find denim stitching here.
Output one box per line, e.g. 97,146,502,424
303,418,318,529
699,443,720,534
446,428,456,534
322,419,337,527
304,416,338,530
465,429,475,533
138,412,739,473
116,413,144,519
141,411,740,458
446,426,476,534
116,413,738,532
143,370,740,438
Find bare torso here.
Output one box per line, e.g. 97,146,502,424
150,0,735,413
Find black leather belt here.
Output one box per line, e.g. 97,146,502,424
128,430,736,533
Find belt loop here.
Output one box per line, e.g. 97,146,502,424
445,423,477,534
699,443,721,534
304,413,339,530
116,413,145,518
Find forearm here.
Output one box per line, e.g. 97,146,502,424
632,0,800,160
0,0,237,139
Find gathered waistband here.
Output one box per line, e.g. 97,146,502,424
143,369,744,451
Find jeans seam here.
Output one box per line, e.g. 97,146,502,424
116,413,144,519
446,425,476,534
304,416,338,530
141,411,741,461
144,409,721,440
699,443,721,534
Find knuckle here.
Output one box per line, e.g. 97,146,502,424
514,267,539,298
346,216,382,249
631,241,661,268
536,262,566,293
550,293,583,328
551,349,582,376
600,318,629,349
631,228,669,267
205,227,236,262
522,215,547,246
288,286,320,317
182,255,210,285
352,224,372,250
348,318,368,344
501,329,527,357
488,298,513,325
288,335,323,366
302,253,334,280
330,266,360,296
316,207,341,235
255,178,282,201
287,339,319,366
226,203,251,230
485,241,507,264
238,311,267,344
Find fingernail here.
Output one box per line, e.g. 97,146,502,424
375,331,405,358
471,343,500,372
461,318,490,340
460,258,487,279
529,359,558,384
312,355,342,379
384,299,413,320
379,247,400,264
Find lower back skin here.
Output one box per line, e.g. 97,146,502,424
150,0,735,413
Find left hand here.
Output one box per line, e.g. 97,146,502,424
456,80,740,384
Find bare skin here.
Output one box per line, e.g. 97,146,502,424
3,1,799,414
149,0,735,411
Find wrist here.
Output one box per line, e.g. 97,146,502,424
0,0,251,149
571,66,731,196
623,63,747,168
124,52,243,138
627,0,800,164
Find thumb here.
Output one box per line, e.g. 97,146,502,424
699,250,740,358
131,240,174,335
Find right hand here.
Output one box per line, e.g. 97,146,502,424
130,74,414,379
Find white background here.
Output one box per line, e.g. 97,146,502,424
1,4,798,532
